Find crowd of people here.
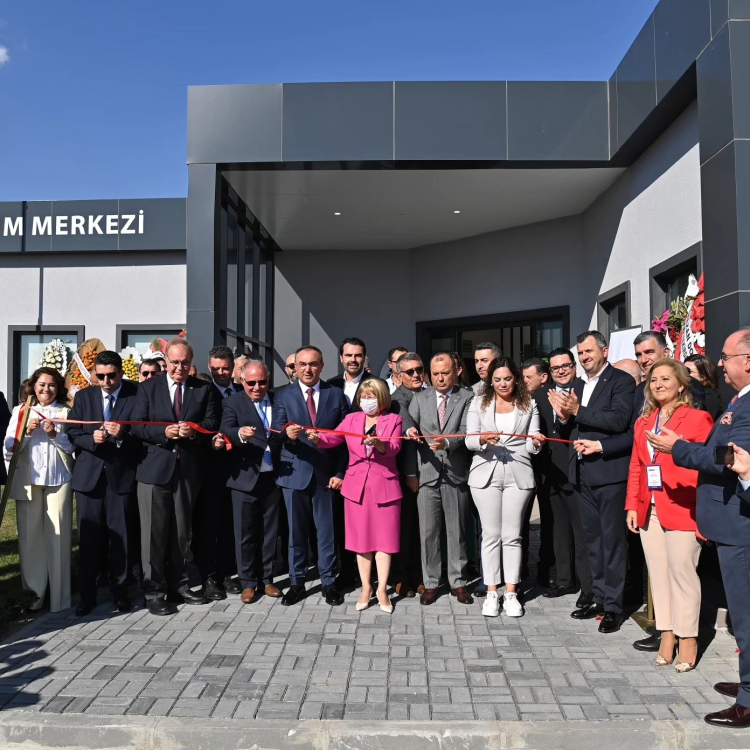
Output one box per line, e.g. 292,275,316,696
3,327,750,728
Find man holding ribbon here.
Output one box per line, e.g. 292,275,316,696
218,359,282,604
131,337,220,616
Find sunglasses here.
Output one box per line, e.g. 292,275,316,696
285,364,295,370
140,370,159,378
243,379,268,387
402,367,424,377
96,372,119,381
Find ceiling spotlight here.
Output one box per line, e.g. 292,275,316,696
334,212,341,216
453,210,461,214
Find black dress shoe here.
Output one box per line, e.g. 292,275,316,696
543,584,579,599
323,585,344,606
179,587,208,605
204,578,227,601
715,682,741,698
281,584,306,606
536,570,554,589
115,597,132,613
571,602,604,620
705,703,750,728
146,598,171,616
633,632,661,652
223,576,242,595
75,599,96,617
598,611,624,633
575,592,594,609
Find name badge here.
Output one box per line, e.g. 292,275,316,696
646,465,663,490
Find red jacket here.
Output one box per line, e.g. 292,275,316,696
625,405,714,532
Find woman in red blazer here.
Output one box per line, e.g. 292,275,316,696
626,358,714,673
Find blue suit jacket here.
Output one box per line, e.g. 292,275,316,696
271,381,349,490
673,391,750,546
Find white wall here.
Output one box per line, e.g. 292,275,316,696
0,252,186,396
582,101,702,331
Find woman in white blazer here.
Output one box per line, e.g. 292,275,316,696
3,368,74,613
466,358,545,618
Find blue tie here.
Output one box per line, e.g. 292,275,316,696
104,395,113,422
255,401,273,465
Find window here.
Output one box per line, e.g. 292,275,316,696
597,282,631,338
8,326,85,404
117,326,185,358
650,245,701,319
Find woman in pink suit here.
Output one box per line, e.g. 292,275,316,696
307,378,402,613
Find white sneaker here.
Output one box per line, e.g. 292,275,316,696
481,590,500,617
503,591,524,617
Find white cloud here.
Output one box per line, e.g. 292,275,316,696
0,46,9,67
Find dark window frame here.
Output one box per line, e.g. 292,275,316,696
649,243,702,321
597,281,631,338
8,325,86,403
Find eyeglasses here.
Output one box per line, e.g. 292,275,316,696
96,372,119,381
402,367,424,377
140,370,159,378
550,363,575,373
719,352,750,362
167,359,191,369
243,379,268,387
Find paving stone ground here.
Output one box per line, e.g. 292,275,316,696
0,518,740,724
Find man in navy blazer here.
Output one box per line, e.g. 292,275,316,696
131,337,220,616
219,359,281,604
650,328,750,728
67,351,141,616
553,331,635,633
271,345,349,607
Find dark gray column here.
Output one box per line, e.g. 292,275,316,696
697,18,750,365
186,163,220,360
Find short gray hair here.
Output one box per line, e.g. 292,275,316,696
242,358,269,377
576,330,607,349
736,327,750,350
396,352,423,373
633,330,668,349
474,342,502,359
166,337,194,360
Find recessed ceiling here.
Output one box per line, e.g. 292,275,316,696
223,167,625,251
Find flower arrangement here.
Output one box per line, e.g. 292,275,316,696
39,339,69,373
69,348,98,391
650,273,705,360
119,346,142,381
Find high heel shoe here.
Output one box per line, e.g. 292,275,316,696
356,591,373,611
675,661,696,673
379,600,393,614
656,645,676,666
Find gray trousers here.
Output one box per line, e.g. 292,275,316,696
417,479,470,589
138,463,200,600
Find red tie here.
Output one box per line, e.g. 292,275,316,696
174,383,183,420
306,388,317,427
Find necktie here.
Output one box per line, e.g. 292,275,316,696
307,388,317,427
438,393,449,430
104,395,113,423
225,387,233,398
174,383,183,420
255,401,273,464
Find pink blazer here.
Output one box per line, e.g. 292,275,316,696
317,412,403,504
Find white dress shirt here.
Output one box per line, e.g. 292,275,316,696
343,371,364,405
102,385,123,448
580,364,608,407
167,375,185,407
4,402,74,486
254,397,273,472
299,379,321,411
435,388,456,449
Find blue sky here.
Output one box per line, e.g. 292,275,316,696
0,1,659,201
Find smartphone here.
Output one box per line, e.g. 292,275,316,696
714,445,735,465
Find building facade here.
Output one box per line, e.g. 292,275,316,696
1,0,748,393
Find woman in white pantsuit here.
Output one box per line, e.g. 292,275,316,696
466,358,544,618
3,368,74,613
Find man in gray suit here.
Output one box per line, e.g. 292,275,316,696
407,353,474,605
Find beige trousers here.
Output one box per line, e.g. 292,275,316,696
639,504,701,637
16,484,73,613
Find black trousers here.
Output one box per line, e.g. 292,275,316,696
231,474,281,589
521,480,556,575
549,481,592,593
77,474,133,601
138,463,199,600
391,482,422,587
194,472,236,583
575,481,628,613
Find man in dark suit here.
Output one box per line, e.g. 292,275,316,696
67,351,140,616
552,331,635,633
271,345,349,607
327,337,379,408
219,359,282,604
193,345,243,601
650,328,750,728
131,337,220,616
536,348,593,609
389,352,424,598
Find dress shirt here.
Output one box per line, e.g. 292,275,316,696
213,380,236,399
435,388,456,449
243,397,273,473
102,385,123,448
343,371,365,404
580,364,608,408
4,402,74,486
298,379,321,412
167,376,185,407
730,385,750,491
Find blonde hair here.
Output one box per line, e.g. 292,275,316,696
642,358,695,418
356,378,391,413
